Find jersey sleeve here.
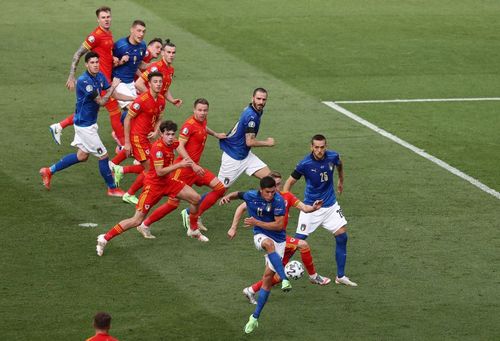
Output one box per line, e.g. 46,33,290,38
243,114,257,134
128,98,143,118
151,144,164,168
179,122,193,142
286,192,301,207
83,32,98,51
332,152,341,166
292,160,305,178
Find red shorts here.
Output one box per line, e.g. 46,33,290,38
136,179,185,213
171,166,216,187
131,134,151,162
285,235,300,252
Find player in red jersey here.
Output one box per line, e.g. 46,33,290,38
86,312,119,341
50,6,123,146
135,39,182,107
136,98,227,238
96,121,207,256
137,38,163,75
225,171,330,304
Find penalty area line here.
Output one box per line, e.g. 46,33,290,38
334,97,500,104
322,101,500,201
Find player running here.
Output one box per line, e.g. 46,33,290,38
39,52,132,195
136,98,225,240
219,176,292,334
96,120,206,257
226,171,327,305
283,134,358,287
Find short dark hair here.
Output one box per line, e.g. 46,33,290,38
148,38,163,46
148,71,163,81
85,51,99,63
93,312,111,330
260,176,276,189
253,87,268,97
132,20,146,28
311,134,327,144
163,38,176,48
96,6,111,17
160,120,177,133
269,170,282,179
194,98,209,108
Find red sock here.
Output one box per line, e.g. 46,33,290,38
271,274,281,286
59,113,74,129
189,212,198,230
123,164,144,174
282,246,297,265
105,99,125,145
104,223,124,241
143,199,179,226
127,172,144,195
300,247,316,275
112,149,128,165
251,280,263,293
198,183,226,216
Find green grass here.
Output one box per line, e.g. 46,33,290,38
1,0,499,340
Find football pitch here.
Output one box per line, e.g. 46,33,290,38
1,0,499,339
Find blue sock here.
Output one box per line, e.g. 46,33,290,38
120,108,128,125
335,232,348,278
99,157,116,189
253,288,270,318
49,153,80,174
294,233,308,240
185,193,207,214
268,252,287,281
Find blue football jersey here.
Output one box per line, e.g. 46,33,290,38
74,71,110,127
294,150,341,207
219,104,262,160
112,37,147,83
242,190,286,243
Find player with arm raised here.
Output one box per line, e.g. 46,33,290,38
39,52,133,195
226,171,328,305
283,134,357,287
96,120,205,256
219,176,292,334
217,87,274,189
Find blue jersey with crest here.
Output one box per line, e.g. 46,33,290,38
241,190,286,243
74,71,110,127
293,150,341,208
112,37,147,83
219,104,262,160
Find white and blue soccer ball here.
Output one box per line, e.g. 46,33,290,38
284,260,304,280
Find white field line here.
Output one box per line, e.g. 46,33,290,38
322,101,500,200
335,97,500,104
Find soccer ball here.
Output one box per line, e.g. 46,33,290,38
284,260,304,280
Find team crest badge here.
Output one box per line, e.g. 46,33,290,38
156,151,163,158
133,103,140,110
88,35,95,43
145,205,150,210
85,85,93,92
329,162,334,171
266,203,271,212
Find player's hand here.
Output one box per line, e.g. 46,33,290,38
215,132,227,139
266,137,275,147
147,130,158,140
337,181,344,195
66,75,76,91
120,55,129,64
178,158,192,168
219,196,231,206
172,98,183,107
244,217,257,227
113,56,120,67
312,199,324,211
111,78,121,88
227,226,237,239
124,142,132,156
192,164,205,176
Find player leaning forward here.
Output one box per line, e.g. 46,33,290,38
283,134,357,287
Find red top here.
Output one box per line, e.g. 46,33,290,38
86,332,118,341
140,59,174,95
142,49,154,64
146,139,180,186
83,26,114,82
177,116,208,164
128,92,166,137
280,191,300,230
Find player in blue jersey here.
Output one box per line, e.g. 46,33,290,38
39,52,134,195
283,134,358,287
217,88,275,188
112,20,147,114
219,176,292,334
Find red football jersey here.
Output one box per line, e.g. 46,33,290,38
281,191,300,230
83,26,114,81
86,332,118,341
140,59,174,95
145,139,180,186
142,49,154,64
128,92,166,137
177,116,208,164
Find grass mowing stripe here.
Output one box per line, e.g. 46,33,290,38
323,101,500,200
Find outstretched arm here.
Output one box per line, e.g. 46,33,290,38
227,202,247,239
66,45,89,90
283,175,298,193
245,132,274,147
